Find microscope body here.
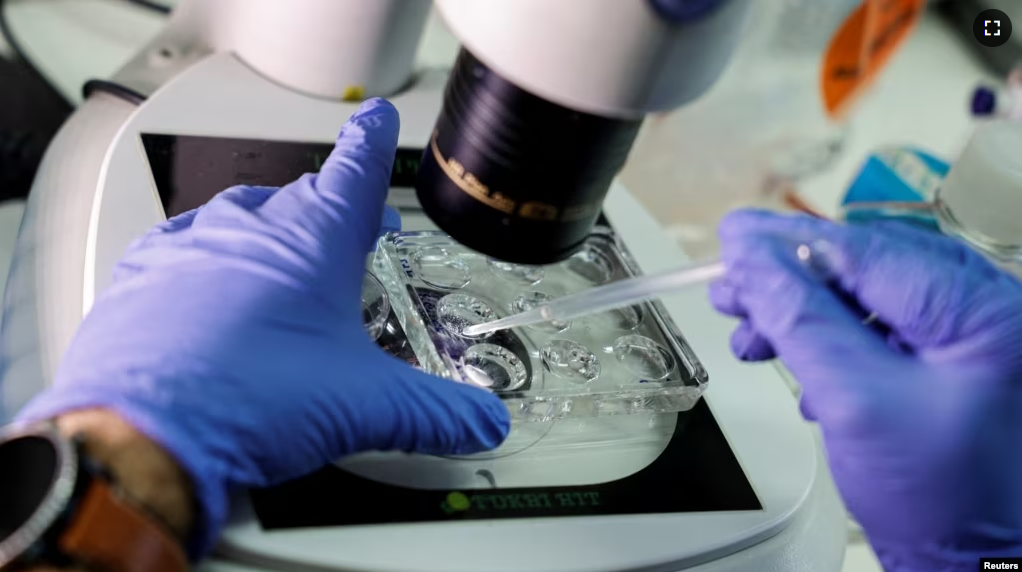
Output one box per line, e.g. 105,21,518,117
142,0,750,264
435,0,749,118
419,0,751,263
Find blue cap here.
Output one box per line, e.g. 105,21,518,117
971,86,997,116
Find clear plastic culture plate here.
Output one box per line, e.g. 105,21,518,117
372,227,708,422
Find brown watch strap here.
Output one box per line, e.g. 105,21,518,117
58,479,189,572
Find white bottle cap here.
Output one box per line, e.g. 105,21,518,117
937,120,1022,251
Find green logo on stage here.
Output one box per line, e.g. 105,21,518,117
440,490,600,515
442,492,471,513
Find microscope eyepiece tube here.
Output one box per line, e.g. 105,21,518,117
416,49,643,265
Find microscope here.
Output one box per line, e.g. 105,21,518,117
414,0,748,264
1,1,846,570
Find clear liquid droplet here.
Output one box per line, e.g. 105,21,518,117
512,291,570,333
541,340,600,384
594,305,644,331
437,294,496,339
463,344,528,392
613,335,674,380
488,259,544,286
412,247,471,290
565,247,613,285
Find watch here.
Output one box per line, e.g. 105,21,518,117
0,422,188,572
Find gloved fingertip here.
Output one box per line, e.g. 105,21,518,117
457,387,512,452
380,205,402,236
326,98,400,169
799,394,818,422
730,321,776,361
337,98,399,145
743,339,776,362
708,279,743,317
456,386,511,454
355,97,397,117
402,372,511,455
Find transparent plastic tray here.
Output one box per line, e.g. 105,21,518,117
372,227,708,422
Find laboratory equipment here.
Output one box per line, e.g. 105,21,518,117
0,1,846,570
936,119,1022,259
462,237,838,338
971,69,1022,121
415,0,752,264
372,229,709,422
972,64,1022,129
461,259,726,338
841,120,1022,268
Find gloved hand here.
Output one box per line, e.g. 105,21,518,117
710,209,1022,570
16,99,510,558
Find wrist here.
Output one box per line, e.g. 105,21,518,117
54,409,196,543
16,390,231,560
2,409,196,572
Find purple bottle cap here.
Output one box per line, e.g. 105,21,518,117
972,86,997,116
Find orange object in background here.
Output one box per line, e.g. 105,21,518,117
822,0,927,119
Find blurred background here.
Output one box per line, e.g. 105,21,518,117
0,1,1016,570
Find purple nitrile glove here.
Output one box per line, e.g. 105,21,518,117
710,209,1022,571
16,99,510,558
648,0,725,22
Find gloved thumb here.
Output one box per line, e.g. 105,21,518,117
353,363,512,456
260,98,399,268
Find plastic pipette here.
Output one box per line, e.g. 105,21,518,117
462,239,835,337
461,259,727,337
